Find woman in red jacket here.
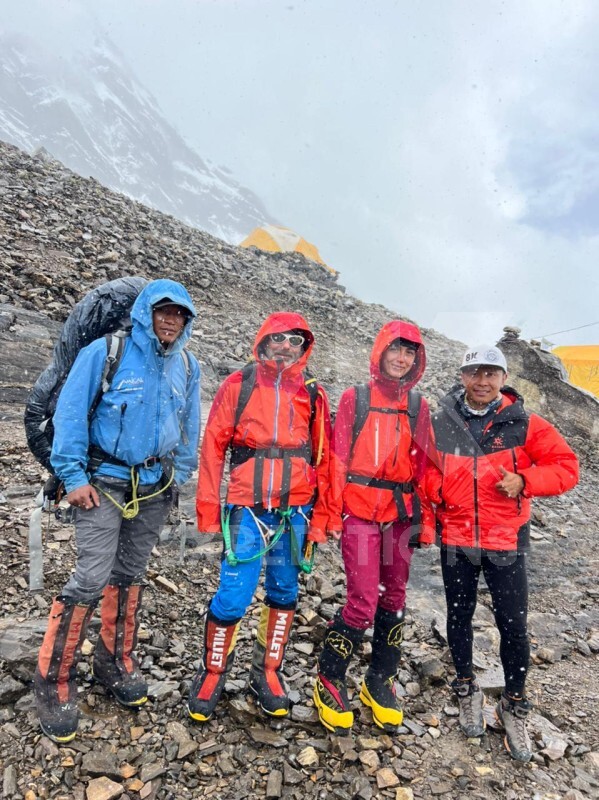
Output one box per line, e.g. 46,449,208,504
424,344,579,762
313,321,434,734
188,312,332,723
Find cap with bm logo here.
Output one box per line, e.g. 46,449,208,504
460,345,507,372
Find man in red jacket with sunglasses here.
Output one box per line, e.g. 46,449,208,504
188,312,332,722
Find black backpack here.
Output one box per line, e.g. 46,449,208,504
24,277,149,473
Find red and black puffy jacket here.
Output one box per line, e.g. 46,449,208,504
424,386,579,551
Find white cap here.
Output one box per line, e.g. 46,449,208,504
461,344,507,372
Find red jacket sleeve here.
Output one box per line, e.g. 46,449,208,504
307,387,334,543
422,416,443,503
519,414,579,497
196,377,240,533
408,399,437,545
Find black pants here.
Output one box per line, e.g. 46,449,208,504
441,547,530,697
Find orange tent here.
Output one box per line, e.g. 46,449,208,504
240,224,336,274
553,345,599,398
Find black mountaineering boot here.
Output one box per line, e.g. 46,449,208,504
360,606,405,732
313,611,365,735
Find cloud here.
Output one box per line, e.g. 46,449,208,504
5,0,599,347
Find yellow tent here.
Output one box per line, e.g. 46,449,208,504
553,345,599,398
240,224,337,274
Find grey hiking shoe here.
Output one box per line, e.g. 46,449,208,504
496,693,532,762
452,678,486,738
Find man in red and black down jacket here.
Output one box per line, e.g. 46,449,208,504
424,344,579,762
313,321,435,735
188,312,333,722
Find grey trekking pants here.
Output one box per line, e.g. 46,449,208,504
61,476,171,604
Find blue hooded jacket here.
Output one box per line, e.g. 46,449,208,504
51,279,201,493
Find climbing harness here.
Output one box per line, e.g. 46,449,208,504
95,466,175,520
221,505,290,566
220,504,317,574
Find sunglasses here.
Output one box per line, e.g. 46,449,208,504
269,332,306,347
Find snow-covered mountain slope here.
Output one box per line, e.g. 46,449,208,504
0,33,273,243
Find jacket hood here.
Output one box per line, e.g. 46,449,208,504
131,278,197,354
253,311,314,376
370,320,426,392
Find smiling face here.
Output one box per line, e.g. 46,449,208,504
261,331,305,366
381,339,418,380
152,303,188,345
461,365,507,409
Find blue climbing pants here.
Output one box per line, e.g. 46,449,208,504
210,504,311,621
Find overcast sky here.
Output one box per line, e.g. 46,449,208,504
5,0,599,347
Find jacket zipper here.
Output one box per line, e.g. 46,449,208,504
154,357,164,456
113,402,127,456
266,371,282,510
392,412,400,466
374,418,379,467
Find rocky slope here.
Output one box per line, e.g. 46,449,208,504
0,139,598,800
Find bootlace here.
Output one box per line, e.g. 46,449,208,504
460,691,478,727
454,682,480,727
505,700,530,751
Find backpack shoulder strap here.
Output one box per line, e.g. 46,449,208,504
407,388,423,437
234,363,257,429
408,389,422,436
349,386,423,452
180,348,191,380
351,383,371,454
304,372,319,431
233,365,320,437
89,332,128,421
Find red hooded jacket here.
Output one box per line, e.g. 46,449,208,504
196,312,332,540
328,321,435,534
424,386,579,551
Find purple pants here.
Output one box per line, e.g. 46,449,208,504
340,515,413,630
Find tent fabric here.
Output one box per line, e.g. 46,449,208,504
553,345,599,398
240,224,336,273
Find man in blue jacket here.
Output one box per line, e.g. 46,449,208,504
34,279,201,743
